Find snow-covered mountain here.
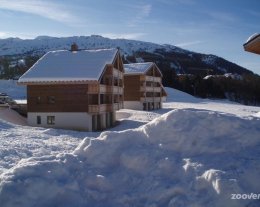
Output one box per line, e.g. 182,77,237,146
0,35,184,56
0,35,253,76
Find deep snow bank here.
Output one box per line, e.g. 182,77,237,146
0,118,87,174
0,108,26,125
0,109,260,207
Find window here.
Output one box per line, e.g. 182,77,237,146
37,116,41,125
48,96,55,104
36,96,41,104
47,116,55,125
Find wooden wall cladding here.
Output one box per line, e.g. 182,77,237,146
124,75,141,101
27,84,90,112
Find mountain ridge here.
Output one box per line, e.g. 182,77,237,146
0,35,252,76
0,35,187,57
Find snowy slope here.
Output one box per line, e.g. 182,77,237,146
164,87,260,117
0,83,260,207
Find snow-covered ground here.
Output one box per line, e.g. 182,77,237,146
0,83,260,207
164,87,260,117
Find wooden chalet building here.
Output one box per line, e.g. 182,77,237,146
243,33,260,55
18,46,124,131
123,62,167,110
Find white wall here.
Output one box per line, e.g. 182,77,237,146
162,96,167,102
124,101,143,110
28,112,92,131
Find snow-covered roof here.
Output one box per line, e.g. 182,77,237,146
18,48,118,84
243,33,260,55
245,33,260,44
124,62,154,75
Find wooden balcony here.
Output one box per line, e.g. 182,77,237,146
113,68,123,79
140,86,161,92
99,85,108,93
113,102,124,110
141,86,152,92
154,87,161,92
154,97,161,102
107,67,123,79
140,97,161,102
141,97,151,102
87,84,99,94
113,86,123,94
145,76,161,83
88,102,123,113
88,104,112,113
99,85,123,94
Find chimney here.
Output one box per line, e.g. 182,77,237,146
71,43,78,52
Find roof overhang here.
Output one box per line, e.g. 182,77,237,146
243,34,260,55
124,72,144,76
17,79,99,86
124,62,163,77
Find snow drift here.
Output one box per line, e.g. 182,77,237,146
0,109,260,207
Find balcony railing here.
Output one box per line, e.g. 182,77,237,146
113,68,123,79
88,102,123,113
140,97,161,102
141,86,152,92
145,76,161,82
99,85,123,94
140,86,161,92
154,87,161,92
113,102,124,110
88,84,99,93
88,104,111,113
113,86,123,94
99,85,107,93
107,67,123,79
154,97,161,102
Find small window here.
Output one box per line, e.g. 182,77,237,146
48,96,55,104
47,116,55,125
37,116,41,125
36,96,41,104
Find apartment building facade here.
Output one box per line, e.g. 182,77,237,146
124,62,166,110
18,46,124,131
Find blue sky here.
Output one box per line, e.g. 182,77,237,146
0,0,259,74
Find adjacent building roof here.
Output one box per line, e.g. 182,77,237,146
243,33,260,55
18,48,118,84
124,62,162,75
